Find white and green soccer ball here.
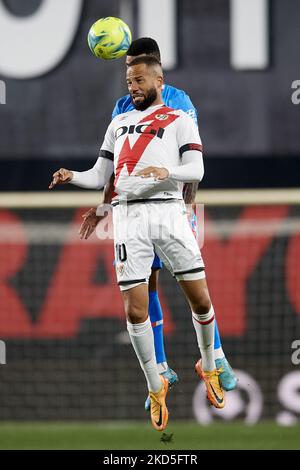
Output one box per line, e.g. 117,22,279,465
87,16,132,60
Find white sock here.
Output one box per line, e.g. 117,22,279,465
192,305,215,371
157,362,168,374
214,347,225,360
127,318,162,392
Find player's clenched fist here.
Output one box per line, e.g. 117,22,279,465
135,166,169,180
49,168,73,189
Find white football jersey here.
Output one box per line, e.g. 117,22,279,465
100,103,202,201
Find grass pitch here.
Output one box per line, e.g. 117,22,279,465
0,421,299,450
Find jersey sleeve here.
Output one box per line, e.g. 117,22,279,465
171,90,198,126
176,112,203,157
71,157,114,190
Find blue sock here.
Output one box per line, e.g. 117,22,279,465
149,291,167,364
214,318,222,350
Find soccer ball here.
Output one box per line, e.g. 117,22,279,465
87,17,132,60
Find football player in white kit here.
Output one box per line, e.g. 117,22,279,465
49,56,225,431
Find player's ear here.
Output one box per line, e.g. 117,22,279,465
157,75,164,89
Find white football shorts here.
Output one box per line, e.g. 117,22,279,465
112,199,205,290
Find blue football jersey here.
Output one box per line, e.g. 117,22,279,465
112,84,198,125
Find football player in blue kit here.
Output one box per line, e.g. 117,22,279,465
79,38,237,410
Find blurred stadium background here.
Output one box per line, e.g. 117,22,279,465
0,0,300,450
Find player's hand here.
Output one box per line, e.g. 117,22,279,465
49,168,73,189
135,166,169,180
79,207,105,240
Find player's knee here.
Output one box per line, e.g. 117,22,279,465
126,303,148,323
192,295,211,316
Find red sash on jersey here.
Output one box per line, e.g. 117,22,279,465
114,106,179,185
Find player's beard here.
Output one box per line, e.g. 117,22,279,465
131,87,157,111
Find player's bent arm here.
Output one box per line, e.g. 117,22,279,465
102,174,115,204
167,151,204,182
135,152,203,183
71,153,114,189
183,182,198,204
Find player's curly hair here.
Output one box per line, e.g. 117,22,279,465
127,55,162,70
127,37,161,62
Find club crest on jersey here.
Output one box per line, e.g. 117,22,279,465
116,263,125,276
155,114,169,121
